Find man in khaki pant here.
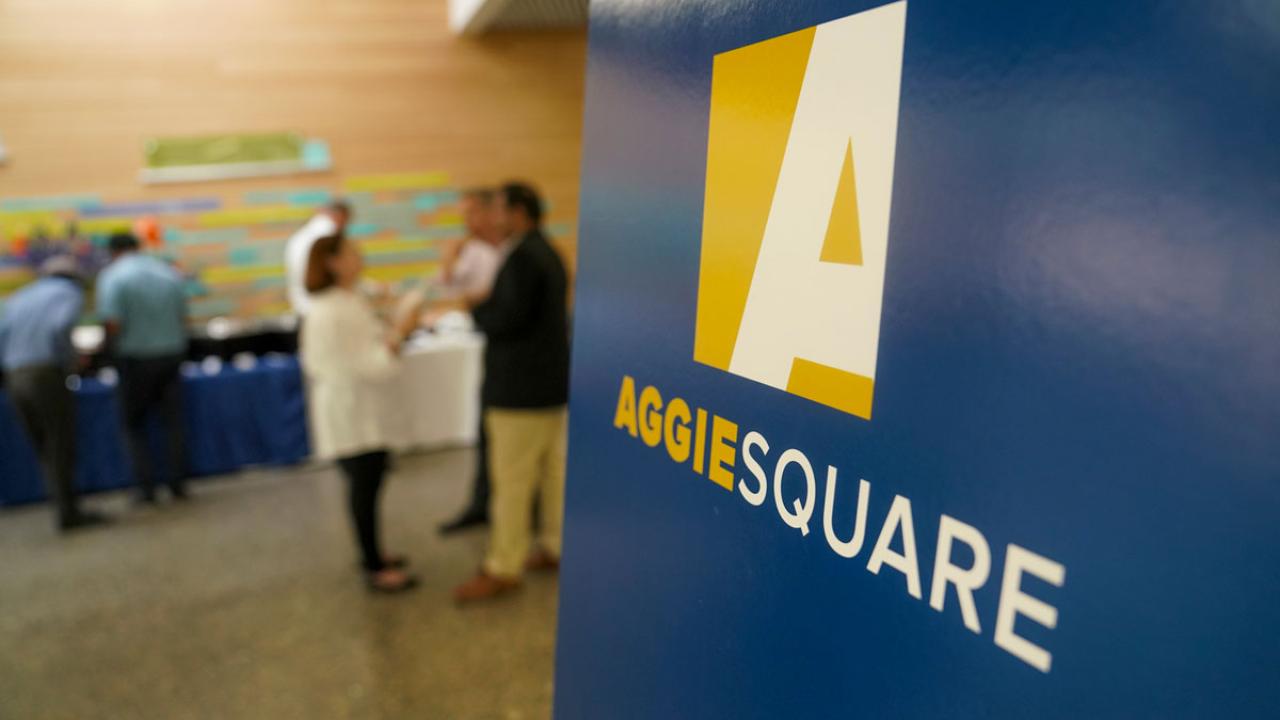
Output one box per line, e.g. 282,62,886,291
453,181,570,603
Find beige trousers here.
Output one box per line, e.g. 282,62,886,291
483,406,568,579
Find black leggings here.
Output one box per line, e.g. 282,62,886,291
336,450,389,572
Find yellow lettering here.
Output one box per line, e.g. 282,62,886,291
614,375,638,437
638,385,664,447
709,415,739,491
692,408,709,475
664,397,693,463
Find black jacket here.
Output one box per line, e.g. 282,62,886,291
472,229,570,408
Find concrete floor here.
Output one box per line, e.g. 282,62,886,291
0,449,558,720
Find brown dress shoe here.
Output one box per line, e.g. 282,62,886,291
453,571,521,604
525,549,560,573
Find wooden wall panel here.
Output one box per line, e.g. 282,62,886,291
0,0,586,261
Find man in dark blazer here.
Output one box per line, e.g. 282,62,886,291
453,181,570,603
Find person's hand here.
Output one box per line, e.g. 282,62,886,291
392,289,428,338
420,307,448,330
439,238,464,280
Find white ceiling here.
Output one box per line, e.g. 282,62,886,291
449,0,588,34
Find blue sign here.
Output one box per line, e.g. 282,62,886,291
555,1,1280,717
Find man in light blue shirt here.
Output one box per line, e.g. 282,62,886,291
0,256,108,531
97,233,190,503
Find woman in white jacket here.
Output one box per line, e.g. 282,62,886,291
301,233,420,593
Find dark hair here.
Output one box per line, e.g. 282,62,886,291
462,187,496,205
501,181,543,225
326,199,352,217
107,232,140,254
305,234,347,294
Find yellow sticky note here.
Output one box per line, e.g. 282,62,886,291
198,206,312,228
361,238,435,255
202,264,286,284
364,261,439,283
343,172,451,192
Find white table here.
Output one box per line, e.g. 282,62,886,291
382,330,484,452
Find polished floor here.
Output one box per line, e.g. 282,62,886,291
0,449,558,720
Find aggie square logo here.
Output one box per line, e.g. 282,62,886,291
694,2,907,420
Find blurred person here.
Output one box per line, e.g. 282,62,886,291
98,233,190,504
453,181,570,603
438,187,504,300
0,256,109,531
285,200,351,317
437,187,506,535
301,233,423,593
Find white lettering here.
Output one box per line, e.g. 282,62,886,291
993,544,1065,673
928,515,992,633
738,431,769,507
866,494,922,599
772,448,816,536
822,468,871,558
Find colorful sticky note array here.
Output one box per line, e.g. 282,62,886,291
1,175,572,322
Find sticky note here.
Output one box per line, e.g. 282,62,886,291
198,206,311,227
343,172,451,193
201,264,285,284
79,198,220,218
229,247,261,265
0,195,101,212
347,222,381,238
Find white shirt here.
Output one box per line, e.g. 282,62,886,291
300,288,399,459
442,238,502,299
284,214,338,316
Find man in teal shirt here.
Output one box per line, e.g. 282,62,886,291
97,233,190,503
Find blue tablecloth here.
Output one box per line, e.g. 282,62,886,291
0,356,310,506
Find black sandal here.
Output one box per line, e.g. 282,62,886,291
365,572,418,594
355,555,410,571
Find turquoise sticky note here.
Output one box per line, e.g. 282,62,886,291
184,279,210,298
229,247,260,265
244,188,333,206
348,222,380,238
413,193,440,212
301,139,332,170
253,277,286,290
289,190,332,206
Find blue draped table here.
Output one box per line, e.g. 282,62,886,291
0,355,310,506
